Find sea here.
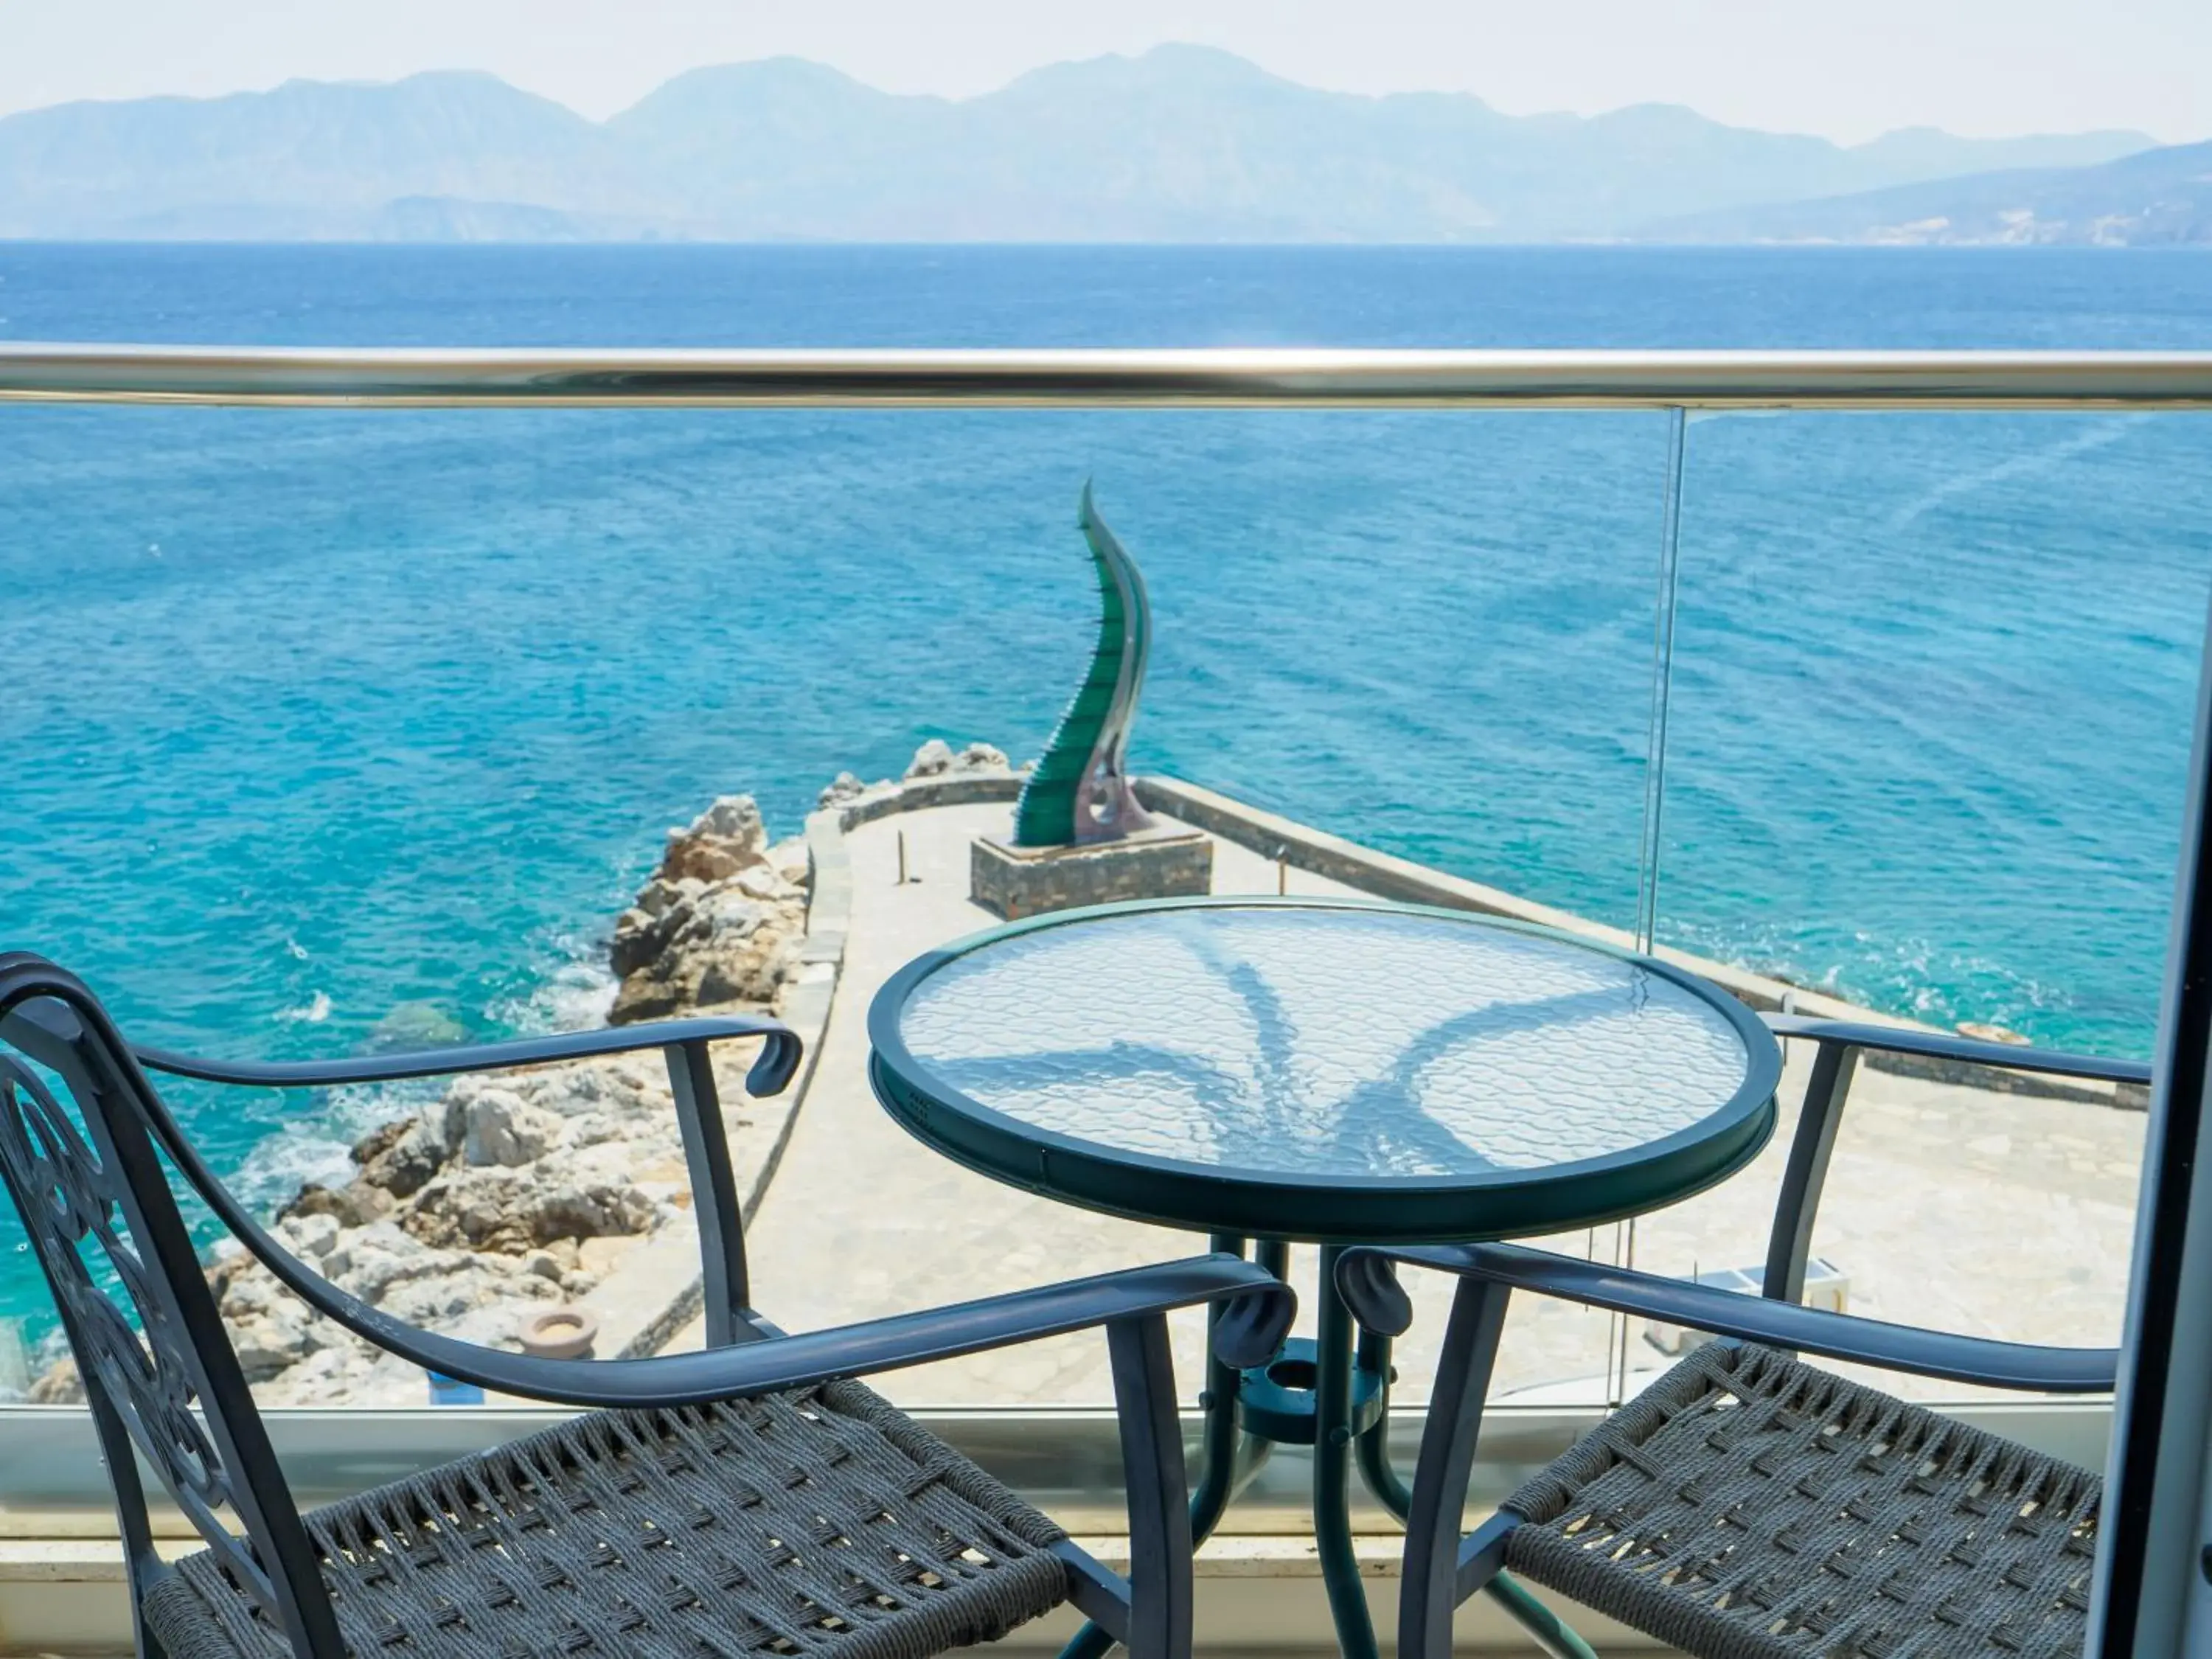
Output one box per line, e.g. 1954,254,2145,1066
1,243,2209,1340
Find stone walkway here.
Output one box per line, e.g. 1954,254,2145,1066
677,800,2145,1411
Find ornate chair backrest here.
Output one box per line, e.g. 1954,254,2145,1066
0,954,338,1655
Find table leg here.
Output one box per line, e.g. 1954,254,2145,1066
1314,1245,1380,1659
1345,1274,1596,1658
1352,1325,1412,1522
1484,1571,1605,1659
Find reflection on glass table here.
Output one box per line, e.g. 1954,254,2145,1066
869,896,1783,1659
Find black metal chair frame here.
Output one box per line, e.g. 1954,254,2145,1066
0,953,1295,1659
1336,1013,2141,1659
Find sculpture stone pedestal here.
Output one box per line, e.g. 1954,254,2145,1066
970,828,1214,922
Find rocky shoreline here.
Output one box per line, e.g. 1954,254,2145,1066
30,741,1015,1408
18,736,2135,1408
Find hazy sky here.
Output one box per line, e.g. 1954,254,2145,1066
1,0,2205,145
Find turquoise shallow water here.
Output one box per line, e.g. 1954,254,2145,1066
1,243,2210,1332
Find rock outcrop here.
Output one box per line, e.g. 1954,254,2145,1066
150,1044,757,1406
26,759,1004,1406
57,793,810,1408
608,794,812,1025
904,738,1011,779
816,739,1019,813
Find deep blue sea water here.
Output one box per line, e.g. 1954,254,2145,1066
2,244,2210,1335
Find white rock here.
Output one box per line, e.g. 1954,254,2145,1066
905,739,1009,778
220,1276,276,1320
693,795,766,849
905,738,956,778
543,1068,607,1108
465,1090,565,1168
817,771,867,809
279,1213,341,1259
957,742,1010,771
340,1242,464,1304
698,892,766,941
234,1318,312,1380
418,1096,466,1157
734,865,791,901
353,1221,414,1253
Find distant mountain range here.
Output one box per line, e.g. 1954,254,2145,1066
0,45,2187,245
1648,139,2212,245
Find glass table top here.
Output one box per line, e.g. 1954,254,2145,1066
888,902,1762,1183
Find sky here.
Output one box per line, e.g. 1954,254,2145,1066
0,0,2205,145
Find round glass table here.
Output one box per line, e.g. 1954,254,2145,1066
868,897,1783,1659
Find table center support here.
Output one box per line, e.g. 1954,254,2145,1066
1314,1244,1383,1659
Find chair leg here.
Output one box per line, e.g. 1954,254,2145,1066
1109,1312,1195,1659
1400,1276,1510,1659
1484,1571,1604,1659
1060,1237,1262,1659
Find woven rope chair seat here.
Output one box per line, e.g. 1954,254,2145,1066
1500,1343,2100,1659
142,1379,1071,1659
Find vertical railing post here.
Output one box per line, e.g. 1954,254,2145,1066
1600,403,1691,1402
1637,404,1688,958
2089,582,2212,1655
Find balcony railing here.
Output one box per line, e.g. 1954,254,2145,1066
4,344,2212,406
5,344,2211,1651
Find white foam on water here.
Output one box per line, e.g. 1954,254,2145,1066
276,990,333,1024
225,1074,453,1218
218,925,615,1231
226,1117,357,1216
490,928,617,1035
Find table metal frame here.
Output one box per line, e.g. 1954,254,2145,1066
867,897,1784,1658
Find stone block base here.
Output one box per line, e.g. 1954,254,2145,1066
970,830,1214,921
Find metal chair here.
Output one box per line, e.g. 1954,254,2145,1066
1338,1015,2138,1659
0,953,1295,1659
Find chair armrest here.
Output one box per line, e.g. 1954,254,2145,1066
1338,1242,2116,1395
301,1253,1295,1410
122,1012,801,1345
1753,1014,2145,1312
1763,1014,2149,1088
134,1015,804,1100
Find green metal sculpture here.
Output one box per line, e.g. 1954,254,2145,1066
1012,484,1160,847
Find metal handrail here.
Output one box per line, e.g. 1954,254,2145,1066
3,345,2212,408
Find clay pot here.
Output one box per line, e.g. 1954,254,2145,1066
518,1307,599,1361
